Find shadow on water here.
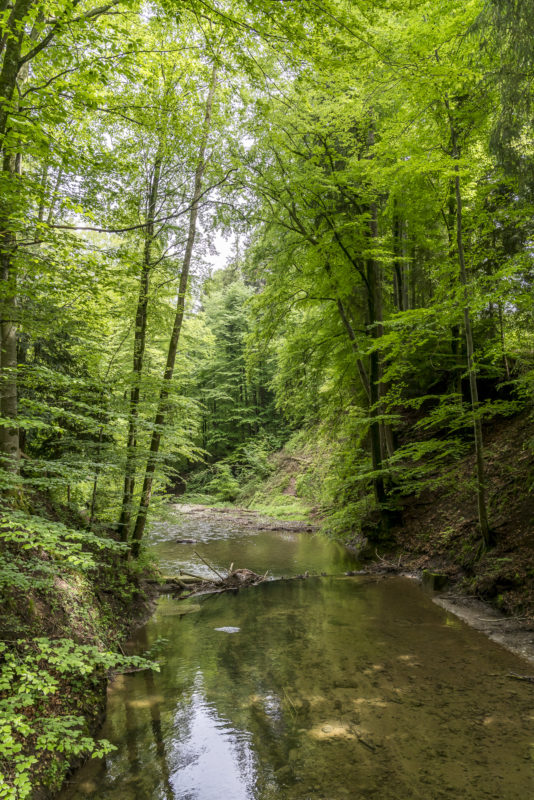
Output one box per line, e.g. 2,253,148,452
60,513,534,800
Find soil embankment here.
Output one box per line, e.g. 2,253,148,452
380,413,534,618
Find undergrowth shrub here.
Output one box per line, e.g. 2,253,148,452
0,509,157,798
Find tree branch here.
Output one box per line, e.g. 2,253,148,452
50,169,236,233
19,0,123,67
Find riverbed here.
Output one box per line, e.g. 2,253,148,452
60,507,534,799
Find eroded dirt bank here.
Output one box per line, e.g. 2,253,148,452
378,413,534,618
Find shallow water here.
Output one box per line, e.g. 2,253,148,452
61,511,534,800
148,511,355,579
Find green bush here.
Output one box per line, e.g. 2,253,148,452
205,464,240,502
0,639,157,799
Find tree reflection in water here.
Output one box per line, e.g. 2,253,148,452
61,572,534,800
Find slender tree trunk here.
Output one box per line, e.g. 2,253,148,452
392,200,404,312
446,179,462,397
89,428,103,528
498,302,510,381
37,160,49,222
117,154,162,541
335,296,371,402
323,261,371,401
371,214,395,463
366,202,387,506
401,224,410,311
454,165,491,547
409,251,416,309
89,394,107,528
46,165,64,225
131,67,217,556
0,151,21,469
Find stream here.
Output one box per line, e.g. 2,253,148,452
60,507,534,799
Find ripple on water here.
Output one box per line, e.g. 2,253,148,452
59,512,534,800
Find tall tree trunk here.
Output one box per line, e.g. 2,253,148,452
0,0,35,147
0,0,29,470
401,224,410,311
0,2,51,474
89,388,108,528
117,154,162,541
366,201,387,506
453,162,491,547
0,151,21,469
446,179,462,397
392,200,404,312
131,67,217,556
498,302,510,381
373,221,395,463
409,250,417,309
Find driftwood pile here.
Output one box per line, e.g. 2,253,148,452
153,551,268,599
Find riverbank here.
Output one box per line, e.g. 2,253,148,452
0,502,158,800
376,412,534,619
153,504,534,669
34,567,157,800
59,506,534,800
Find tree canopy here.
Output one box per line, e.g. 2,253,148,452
2,0,534,794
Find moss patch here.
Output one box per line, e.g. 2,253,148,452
245,492,311,521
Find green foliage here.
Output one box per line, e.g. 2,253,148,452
189,270,280,462
0,638,157,800
205,464,241,503
0,509,157,797
2,0,534,788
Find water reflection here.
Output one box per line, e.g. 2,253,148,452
172,675,257,800
60,514,534,800
138,628,174,800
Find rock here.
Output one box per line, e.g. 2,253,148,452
422,570,449,591
347,534,373,560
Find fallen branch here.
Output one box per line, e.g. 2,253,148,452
178,566,268,599
508,672,534,683
194,550,225,580
374,549,401,570
178,570,205,581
